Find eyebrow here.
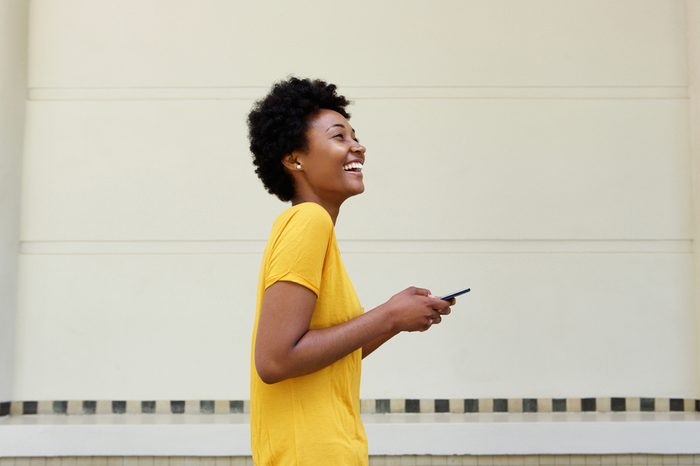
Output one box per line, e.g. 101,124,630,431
326,123,356,134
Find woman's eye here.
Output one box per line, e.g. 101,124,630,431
333,134,344,139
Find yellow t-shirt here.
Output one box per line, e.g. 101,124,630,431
250,202,368,466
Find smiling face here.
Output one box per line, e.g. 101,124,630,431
285,109,366,211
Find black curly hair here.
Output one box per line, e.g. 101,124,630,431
247,77,351,202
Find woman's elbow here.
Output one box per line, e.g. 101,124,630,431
255,356,286,384
256,367,282,384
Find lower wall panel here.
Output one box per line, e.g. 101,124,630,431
346,250,695,399
13,249,694,400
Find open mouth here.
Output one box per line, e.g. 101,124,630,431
342,162,363,172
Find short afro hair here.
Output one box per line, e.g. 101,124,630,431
247,77,350,202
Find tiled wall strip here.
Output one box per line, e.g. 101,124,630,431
2,455,700,466
3,455,700,466
1,398,699,417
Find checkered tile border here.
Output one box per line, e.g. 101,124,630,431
1,398,699,416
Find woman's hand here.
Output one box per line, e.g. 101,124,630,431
360,287,454,358
381,286,453,332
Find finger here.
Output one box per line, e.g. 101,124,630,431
432,315,442,324
413,287,431,296
428,296,452,310
428,296,458,306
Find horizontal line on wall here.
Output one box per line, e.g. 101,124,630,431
19,239,692,255
27,86,688,101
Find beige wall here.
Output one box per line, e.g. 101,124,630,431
12,0,697,400
687,0,700,394
0,0,28,401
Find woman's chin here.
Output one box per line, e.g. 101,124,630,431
350,184,365,196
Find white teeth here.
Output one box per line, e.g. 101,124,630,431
343,162,363,171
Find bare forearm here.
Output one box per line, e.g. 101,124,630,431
362,330,399,359
259,304,394,383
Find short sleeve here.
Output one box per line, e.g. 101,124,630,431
264,204,334,296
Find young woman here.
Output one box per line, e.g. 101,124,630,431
248,77,454,465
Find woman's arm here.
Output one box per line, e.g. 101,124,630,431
361,331,399,359
254,282,451,384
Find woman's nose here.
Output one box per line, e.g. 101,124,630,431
352,142,366,155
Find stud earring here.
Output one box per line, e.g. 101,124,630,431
296,163,302,170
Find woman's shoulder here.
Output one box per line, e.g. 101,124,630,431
281,202,332,223
273,202,333,233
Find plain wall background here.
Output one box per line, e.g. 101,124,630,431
6,0,699,401
688,0,700,397
0,0,28,402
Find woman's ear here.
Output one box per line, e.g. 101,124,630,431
282,154,303,172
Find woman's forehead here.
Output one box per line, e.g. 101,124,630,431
308,109,351,131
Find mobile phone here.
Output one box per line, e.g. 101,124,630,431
440,288,471,301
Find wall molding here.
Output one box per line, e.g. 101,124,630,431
27,86,689,101
18,239,693,255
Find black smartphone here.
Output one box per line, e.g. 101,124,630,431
440,288,471,301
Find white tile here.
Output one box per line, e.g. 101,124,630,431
29,1,686,87
390,399,405,413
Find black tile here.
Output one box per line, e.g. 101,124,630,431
581,398,596,412
493,399,508,413
53,401,68,414
23,401,37,415
141,401,156,414
171,400,185,414
434,399,449,413
696,400,700,412
611,398,626,412
375,399,390,413
82,401,96,414
552,399,567,412
200,400,215,414
405,399,420,413
112,401,126,414
640,398,655,412
523,399,538,413
670,398,684,412
464,399,478,413
230,400,244,413
0,402,9,416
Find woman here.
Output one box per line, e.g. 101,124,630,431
248,77,453,465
